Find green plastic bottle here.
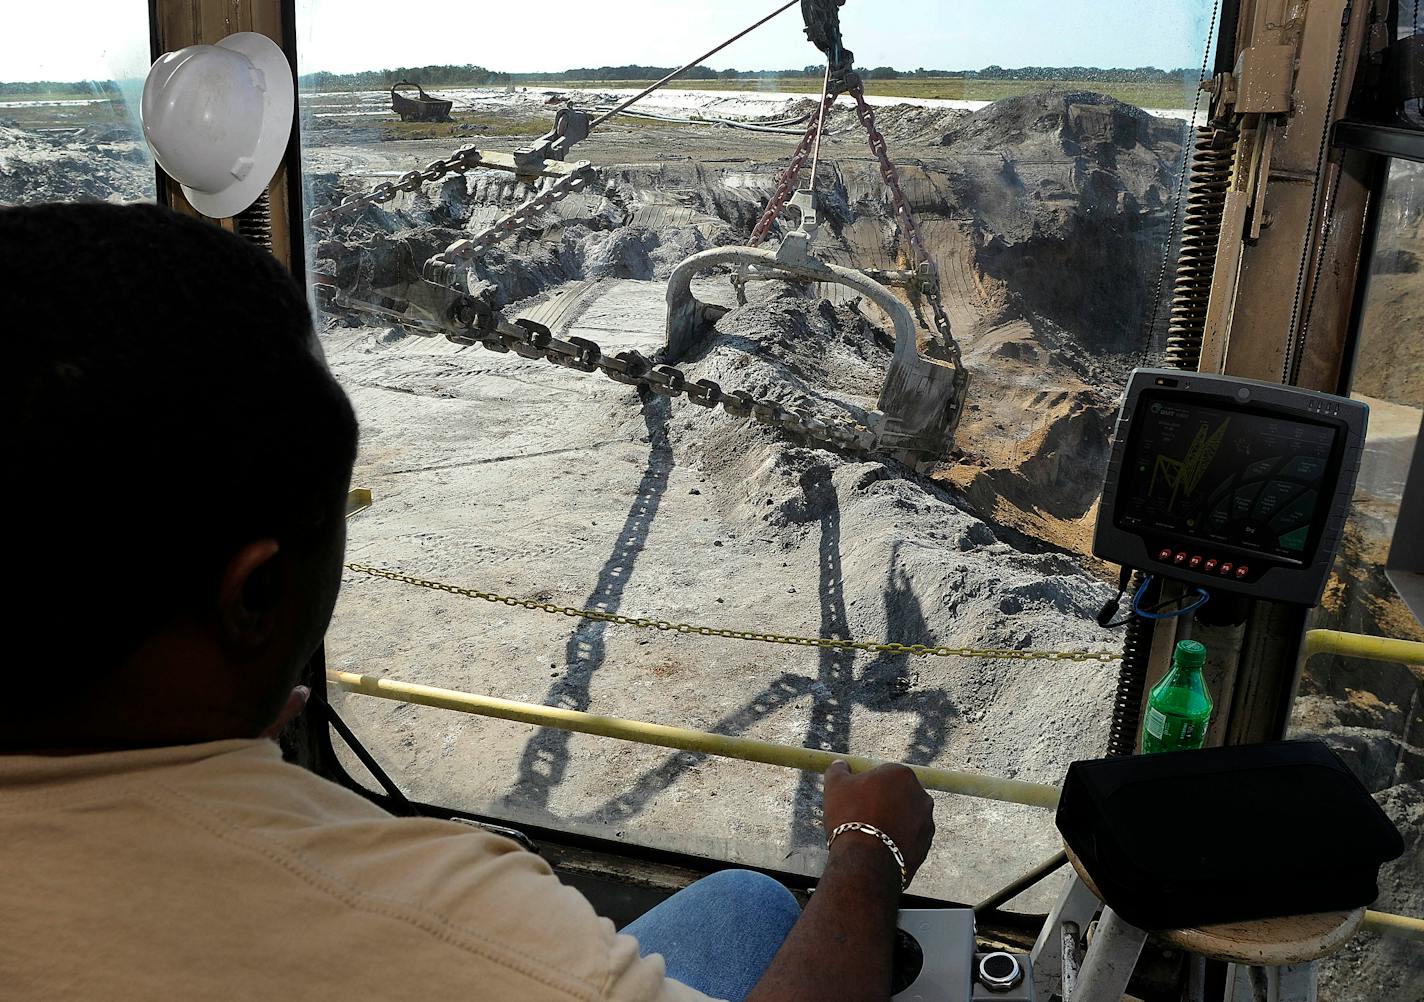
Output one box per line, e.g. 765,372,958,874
1141,640,1213,754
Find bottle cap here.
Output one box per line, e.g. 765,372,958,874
1174,639,1207,668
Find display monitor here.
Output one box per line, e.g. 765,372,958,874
1094,369,1368,606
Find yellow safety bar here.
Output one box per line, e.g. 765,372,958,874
1361,910,1424,941
345,488,373,520
1298,630,1424,940
1302,629,1424,667
329,669,1423,941
327,670,1061,809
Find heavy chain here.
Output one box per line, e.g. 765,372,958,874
347,562,1121,665
424,164,597,284
748,86,840,247
308,146,487,226
847,80,964,372
741,76,965,380
319,288,880,456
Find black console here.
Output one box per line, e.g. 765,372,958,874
1094,368,1368,605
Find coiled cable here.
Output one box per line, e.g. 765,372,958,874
1163,125,1237,370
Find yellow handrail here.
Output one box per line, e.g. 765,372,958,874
1302,629,1424,666
327,670,1062,809
1361,909,1424,941
1299,630,1424,941
327,670,1424,940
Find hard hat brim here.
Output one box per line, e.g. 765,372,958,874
180,33,295,220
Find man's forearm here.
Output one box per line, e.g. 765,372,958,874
745,838,902,1002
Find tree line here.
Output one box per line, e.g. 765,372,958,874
4,64,1197,94
0,79,125,96
299,64,510,89
504,64,1198,83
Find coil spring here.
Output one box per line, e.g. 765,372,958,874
1106,572,1154,757
1163,125,1236,371
235,190,274,251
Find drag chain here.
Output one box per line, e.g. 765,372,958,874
422,165,598,285
308,145,490,226
318,286,880,457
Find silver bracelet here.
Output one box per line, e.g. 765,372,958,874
827,821,908,891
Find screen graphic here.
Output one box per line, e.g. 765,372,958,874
1116,395,1338,564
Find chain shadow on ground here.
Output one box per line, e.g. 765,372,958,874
572,464,959,849
502,390,673,812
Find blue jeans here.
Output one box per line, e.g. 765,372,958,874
622,869,801,1002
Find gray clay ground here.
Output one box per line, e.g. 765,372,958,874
308,90,1182,909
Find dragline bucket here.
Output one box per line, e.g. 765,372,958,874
664,247,966,464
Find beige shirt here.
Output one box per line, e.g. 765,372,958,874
0,739,714,1001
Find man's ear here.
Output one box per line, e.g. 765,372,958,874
217,539,283,651
261,685,311,738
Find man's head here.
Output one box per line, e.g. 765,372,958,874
3,203,358,749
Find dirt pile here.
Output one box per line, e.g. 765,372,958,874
0,124,154,205
310,91,1188,566
322,276,1120,903
938,91,1184,351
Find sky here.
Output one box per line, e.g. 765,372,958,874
1,0,1218,83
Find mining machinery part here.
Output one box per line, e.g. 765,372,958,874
422,162,596,285
801,0,853,78
1389,33,1423,127
1164,125,1237,390
1105,572,1155,757
664,245,964,464
390,81,453,123
515,105,591,169
235,189,274,249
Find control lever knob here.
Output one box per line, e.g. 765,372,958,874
977,951,1024,993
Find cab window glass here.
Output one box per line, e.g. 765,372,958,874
0,3,156,205
1291,157,1423,1000
297,0,1218,906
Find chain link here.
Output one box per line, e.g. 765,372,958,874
347,562,1121,665
468,309,877,453
308,146,488,226
317,285,878,454
747,86,841,248
846,81,965,373
424,165,597,283
739,76,966,385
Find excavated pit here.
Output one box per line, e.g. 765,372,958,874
306,90,1197,906
313,90,1182,558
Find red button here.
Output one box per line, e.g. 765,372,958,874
1236,565,1250,578
1188,555,1202,569
1204,559,1218,572
1174,552,1188,565
1220,562,1234,575
1157,548,1172,561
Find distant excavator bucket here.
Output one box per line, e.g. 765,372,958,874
664,242,965,464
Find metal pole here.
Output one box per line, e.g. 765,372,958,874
1074,906,1149,1002
808,61,833,188
588,0,801,131
328,669,1062,809
973,850,1069,914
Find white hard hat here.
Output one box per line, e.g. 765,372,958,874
140,32,294,219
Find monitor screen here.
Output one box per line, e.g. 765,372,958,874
1115,393,1340,565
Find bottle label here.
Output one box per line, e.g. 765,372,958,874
1145,707,1168,739
1145,707,1205,749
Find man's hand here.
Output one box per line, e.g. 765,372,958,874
823,761,935,883
744,764,935,1002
